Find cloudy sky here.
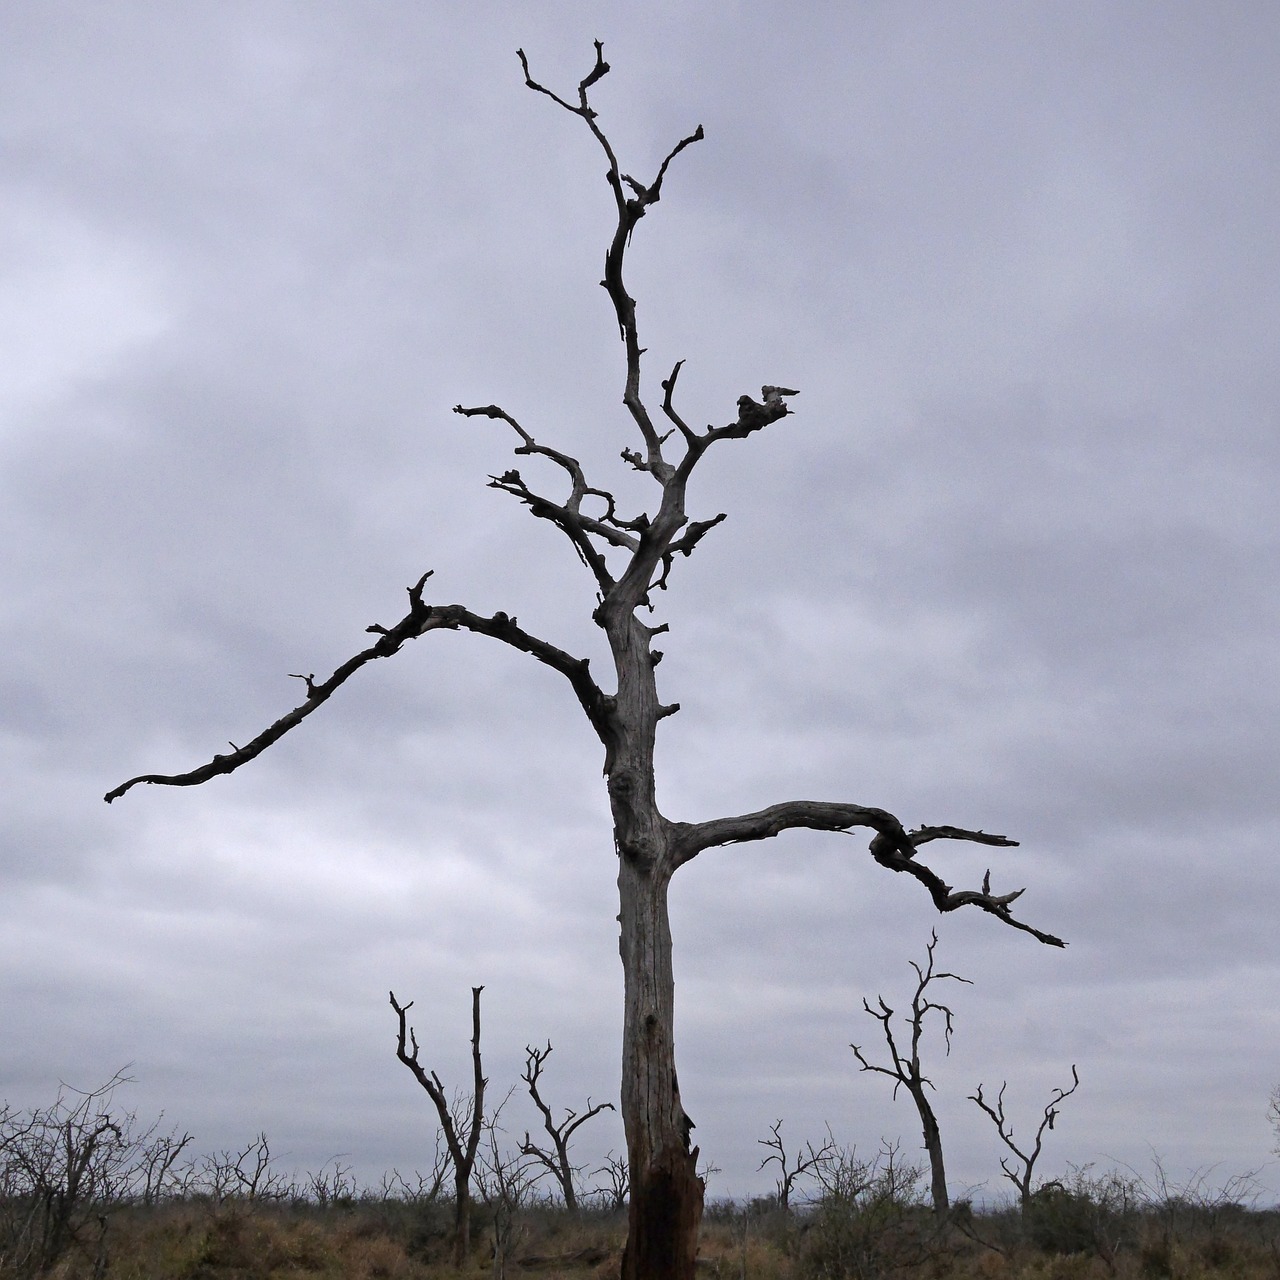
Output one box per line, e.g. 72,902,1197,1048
3,2,1278,1204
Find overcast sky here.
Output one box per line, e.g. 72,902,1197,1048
3,2,1278,1205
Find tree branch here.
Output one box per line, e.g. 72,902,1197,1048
456,402,647,589
519,43,703,480
104,575,615,802
672,803,1063,947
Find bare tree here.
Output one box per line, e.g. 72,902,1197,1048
105,42,1064,1280
850,930,970,1216
134,1126,194,1206
969,1065,1080,1215
517,1041,614,1214
1269,1085,1280,1157
592,1150,629,1212
0,1070,134,1279
757,1119,838,1211
389,986,487,1265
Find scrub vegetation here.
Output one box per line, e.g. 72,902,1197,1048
3,1074,1277,1280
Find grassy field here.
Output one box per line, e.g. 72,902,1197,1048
7,1179,1280,1280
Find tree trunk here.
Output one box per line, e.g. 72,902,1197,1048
910,1083,949,1216
453,1166,471,1266
617,851,703,1280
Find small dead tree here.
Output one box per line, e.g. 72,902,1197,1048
592,1151,629,1212
0,1070,135,1279
756,1119,837,1211
229,1132,290,1201
518,1041,614,1214
390,986,488,1265
969,1065,1080,1215
106,42,1066,1280
134,1126,194,1206
850,930,970,1216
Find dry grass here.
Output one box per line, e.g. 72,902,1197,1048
8,1195,1280,1280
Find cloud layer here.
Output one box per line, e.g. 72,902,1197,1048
2,3,1278,1200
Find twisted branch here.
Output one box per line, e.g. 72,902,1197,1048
673,803,1063,946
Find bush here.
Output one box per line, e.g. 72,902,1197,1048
797,1143,934,1280
1024,1165,1141,1266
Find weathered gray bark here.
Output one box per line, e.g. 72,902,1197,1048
106,42,1065,1280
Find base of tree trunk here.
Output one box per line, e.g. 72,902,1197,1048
621,1147,704,1280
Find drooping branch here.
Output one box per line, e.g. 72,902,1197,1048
104,575,615,802
673,802,1063,947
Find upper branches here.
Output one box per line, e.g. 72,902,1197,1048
518,44,698,481
494,47,802,619
104,573,615,802
672,802,1063,947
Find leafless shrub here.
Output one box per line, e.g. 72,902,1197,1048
590,1150,629,1212
0,1069,136,1278
800,1140,933,1280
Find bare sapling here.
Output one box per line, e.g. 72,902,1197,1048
850,930,970,1215
756,1119,838,1212
107,41,1065,1280
969,1065,1080,1215
518,1041,615,1214
389,986,487,1264
1269,1085,1280,1157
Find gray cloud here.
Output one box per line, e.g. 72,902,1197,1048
2,2,1278,1202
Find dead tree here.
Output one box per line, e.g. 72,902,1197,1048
850,930,970,1216
105,42,1065,1280
592,1150,630,1212
518,1041,614,1214
389,987,487,1265
756,1119,837,1211
969,1065,1080,1215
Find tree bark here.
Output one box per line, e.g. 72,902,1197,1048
910,1081,949,1216
617,853,702,1280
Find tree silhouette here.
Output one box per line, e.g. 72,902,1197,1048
107,43,1064,1279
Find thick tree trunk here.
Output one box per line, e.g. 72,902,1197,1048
617,852,703,1280
452,1168,472,1265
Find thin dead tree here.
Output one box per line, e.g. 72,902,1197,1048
969,1065,1081,1216
105,43,1065,1280
518,1041,614,1214
849,930,970,1216
389,987,487,1265
756,1119,838,1212
1269,1085,1280,1158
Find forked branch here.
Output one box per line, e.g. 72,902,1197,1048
518,1041,615,1213
455,402,644,589
970,1065,1081,1212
